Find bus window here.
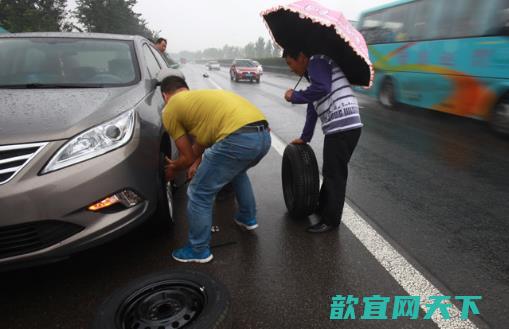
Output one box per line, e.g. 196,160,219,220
407,0,432,41
486,0,509,35
359,11,388,44
434,0,485,38
453,0,485,37
383,3,412,42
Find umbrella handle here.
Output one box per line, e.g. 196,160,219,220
293,75,303,90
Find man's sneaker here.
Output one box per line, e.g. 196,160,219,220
172,246,213,263
234,218,258,230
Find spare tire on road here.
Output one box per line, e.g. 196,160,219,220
282,143,320,218
93,269,231,329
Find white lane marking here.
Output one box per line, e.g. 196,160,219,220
206,74,223,90
206,72,478,329
269,131,287,156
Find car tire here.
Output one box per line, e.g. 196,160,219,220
491,94,509,136
378,78,397,109
92,269,232,329
281,144,320,218
156,143,174,224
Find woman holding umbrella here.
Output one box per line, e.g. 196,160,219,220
262,0,373,233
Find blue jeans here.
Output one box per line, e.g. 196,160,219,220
186,129,271,252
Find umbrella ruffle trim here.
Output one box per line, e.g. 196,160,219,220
261,5,374,88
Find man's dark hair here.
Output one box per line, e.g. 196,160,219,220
156,38,167,44
161,76,188,94
282,47,311,60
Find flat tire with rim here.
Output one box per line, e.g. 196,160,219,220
92,270,232,329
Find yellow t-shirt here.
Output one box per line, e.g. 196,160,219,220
162,90,267,147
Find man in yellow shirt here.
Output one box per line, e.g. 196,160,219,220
161,75,271,263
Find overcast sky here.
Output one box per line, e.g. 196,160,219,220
69,0,394,52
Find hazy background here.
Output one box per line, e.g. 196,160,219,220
67,0,394,52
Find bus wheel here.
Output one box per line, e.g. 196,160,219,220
379,79,397,109
491,95,509,135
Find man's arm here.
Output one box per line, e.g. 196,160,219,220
300,103,318,143
192,143,205,158
290,57,332,104
187,142,206,179
165,135,196,181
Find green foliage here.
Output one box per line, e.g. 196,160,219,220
0,0,69,32
74,0,158,40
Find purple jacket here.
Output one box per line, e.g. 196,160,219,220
290,56,332,142
290,55,362,141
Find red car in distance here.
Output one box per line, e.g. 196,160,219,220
229,59,260,83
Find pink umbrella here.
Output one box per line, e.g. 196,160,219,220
261,0,374,87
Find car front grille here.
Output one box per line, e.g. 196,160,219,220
0,143,47,185
0,220,84,260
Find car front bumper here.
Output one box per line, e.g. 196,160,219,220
0,123,162,270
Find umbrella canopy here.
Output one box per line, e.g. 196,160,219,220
261,0,373,87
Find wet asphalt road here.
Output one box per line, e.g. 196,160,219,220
1,64,508,329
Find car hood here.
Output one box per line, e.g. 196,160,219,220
0,85,147,144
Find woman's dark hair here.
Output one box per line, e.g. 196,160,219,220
161,76,188,94
156,38,167,44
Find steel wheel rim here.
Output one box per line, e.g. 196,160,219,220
116,280,206,329
165,182,174,221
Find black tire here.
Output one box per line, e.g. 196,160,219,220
156,141,174,224
378,78,397,109
491,94,509,136
281,144,320,218
93,269,232,329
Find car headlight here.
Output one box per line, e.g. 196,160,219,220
41,110,135,174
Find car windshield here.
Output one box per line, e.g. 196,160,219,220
235,60,255,67
0,38,139,88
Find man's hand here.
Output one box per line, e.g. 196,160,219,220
291,138,306,144
284,89,294,102
187,158,201,180
164,156,175,181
